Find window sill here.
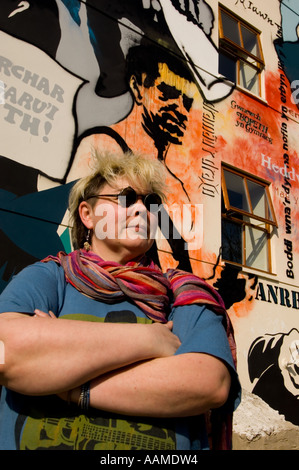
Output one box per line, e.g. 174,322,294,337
221,260,277,279
234,84,268,106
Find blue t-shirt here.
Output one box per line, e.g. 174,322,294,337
0,261,240,450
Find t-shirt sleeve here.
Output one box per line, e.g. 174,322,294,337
170,304,234,366
169,304,241,410
0,261,65,316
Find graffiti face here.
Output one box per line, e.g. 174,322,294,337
131,63,194,157
278,328,299,399
248,328,299,425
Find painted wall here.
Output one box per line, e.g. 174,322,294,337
0,0,298,429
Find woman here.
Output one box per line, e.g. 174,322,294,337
0,151,239,450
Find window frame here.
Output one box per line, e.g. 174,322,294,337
221,164,277,273
219,5,265,97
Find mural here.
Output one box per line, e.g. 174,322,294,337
248,328,299,426
0,0,298,431
0,0,232,289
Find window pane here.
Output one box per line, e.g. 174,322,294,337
239,61,259,94
219,52,237,82
245,226,268,271
221,11,241,45
222,219,243,264
241,25,260,58
224,170,250,212
247,180,273,221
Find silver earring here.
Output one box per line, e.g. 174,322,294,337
83,229,91,251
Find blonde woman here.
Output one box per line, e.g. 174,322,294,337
0,151,239,450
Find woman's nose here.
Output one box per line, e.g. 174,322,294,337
129,198,148,216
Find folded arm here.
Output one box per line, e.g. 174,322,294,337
0,312,180,396
68,352,232,418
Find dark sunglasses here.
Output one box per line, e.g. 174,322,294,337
85,186,162,212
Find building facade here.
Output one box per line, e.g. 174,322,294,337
0,0,298,434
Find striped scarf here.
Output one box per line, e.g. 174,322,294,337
42,249,236,362
42,249,237,450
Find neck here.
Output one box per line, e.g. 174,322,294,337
89,242,142,265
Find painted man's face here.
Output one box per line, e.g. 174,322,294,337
138,63,195,150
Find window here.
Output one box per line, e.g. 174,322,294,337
221,165,277,272
219,6,264,97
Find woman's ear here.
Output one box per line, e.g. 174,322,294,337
78,201,94,230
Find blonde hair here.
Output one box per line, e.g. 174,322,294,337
69,150,168,249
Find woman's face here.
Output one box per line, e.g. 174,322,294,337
79,177,160,263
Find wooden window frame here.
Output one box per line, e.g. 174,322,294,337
219,5,265,97
221,165,277,273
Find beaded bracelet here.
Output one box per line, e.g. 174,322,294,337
78,382,90,411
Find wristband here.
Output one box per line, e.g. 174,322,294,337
78,382,90,411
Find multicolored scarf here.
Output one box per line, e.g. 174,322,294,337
42,249,237,450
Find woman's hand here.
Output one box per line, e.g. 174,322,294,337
33,309,56,319
146,320,181,358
